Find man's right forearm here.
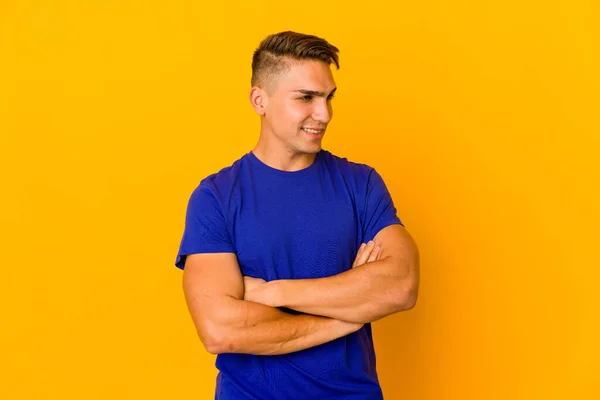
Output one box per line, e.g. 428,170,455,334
198,296,361,355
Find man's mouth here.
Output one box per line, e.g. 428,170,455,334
301,127,325,135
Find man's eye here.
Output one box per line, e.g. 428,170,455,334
300,95,312,101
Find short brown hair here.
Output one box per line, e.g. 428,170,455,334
251,31,340,90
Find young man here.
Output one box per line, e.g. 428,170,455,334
175,31,420,399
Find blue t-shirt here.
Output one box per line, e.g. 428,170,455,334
175,149,403,400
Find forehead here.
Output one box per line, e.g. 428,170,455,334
275,60,336,92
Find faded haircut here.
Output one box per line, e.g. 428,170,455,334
251,31,340,92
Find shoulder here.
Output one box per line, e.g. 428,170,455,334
320,149,376,183
189,153,250,204
198,152,250,190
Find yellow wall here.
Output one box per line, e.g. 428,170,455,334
1,1,598,399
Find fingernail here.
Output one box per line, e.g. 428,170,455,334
368,241,374,246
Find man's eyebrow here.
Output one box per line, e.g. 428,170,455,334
294,88,337,97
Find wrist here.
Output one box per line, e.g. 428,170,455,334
267,279,286,308
334,319,363,336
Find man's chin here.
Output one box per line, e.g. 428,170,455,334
295,145,321,156
306,143,322,153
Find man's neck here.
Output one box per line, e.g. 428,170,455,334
252,139,316,172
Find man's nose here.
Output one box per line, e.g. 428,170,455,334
312,100,332,124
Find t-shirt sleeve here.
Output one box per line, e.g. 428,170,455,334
362,168,404,242
174,182,235,270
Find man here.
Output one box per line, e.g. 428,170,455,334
175,31,420,399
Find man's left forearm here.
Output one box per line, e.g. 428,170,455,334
264,257,419,324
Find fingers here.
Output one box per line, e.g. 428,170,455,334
352,243,366,267
367,244,380,263
353,241,380,268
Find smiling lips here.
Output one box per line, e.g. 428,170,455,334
301,127,325,135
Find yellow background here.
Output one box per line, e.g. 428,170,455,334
1,1,598,399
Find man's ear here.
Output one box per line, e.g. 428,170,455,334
249,86,267,116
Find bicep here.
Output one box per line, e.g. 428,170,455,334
373,224,419,268
182,253,244,337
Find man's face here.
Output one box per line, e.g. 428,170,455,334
262,60,337,155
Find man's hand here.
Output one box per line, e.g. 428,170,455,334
243,276,274,305
352,241,381,268
244,242,380,305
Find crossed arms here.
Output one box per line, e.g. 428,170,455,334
182,224,420,355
